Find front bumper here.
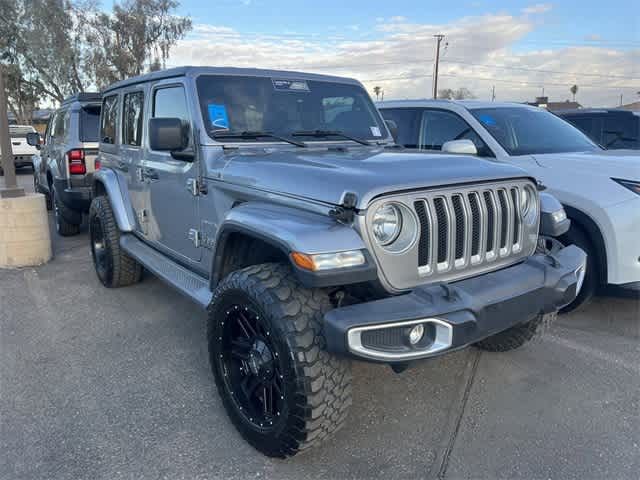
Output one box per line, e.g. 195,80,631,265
324,245,586,362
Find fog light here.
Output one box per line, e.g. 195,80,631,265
408,324,425,345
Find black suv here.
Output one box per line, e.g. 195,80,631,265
557,109,640,150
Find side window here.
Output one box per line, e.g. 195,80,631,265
420,110,493,157
52,110,67,140
379,108,421,148
602,114,639,149
566,116,594,138
45,113,56,143
122,91,145,147
153,86,189,121
100,94,119,144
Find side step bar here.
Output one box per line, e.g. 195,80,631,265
120,234,212,309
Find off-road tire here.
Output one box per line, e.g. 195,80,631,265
207,263,352,458
474,314,545,352
559,224,597,313
52,188,81,236
89,195,142,288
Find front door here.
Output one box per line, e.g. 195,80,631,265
143,82,201,263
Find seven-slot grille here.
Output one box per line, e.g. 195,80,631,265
413,185,524,276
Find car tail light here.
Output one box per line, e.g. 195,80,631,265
95,159,101,170
68,149,86,175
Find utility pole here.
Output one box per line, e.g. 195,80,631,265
432,34,445,99
491,85,496,101
0,65,24,198
620,93,623,106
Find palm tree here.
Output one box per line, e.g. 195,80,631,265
373,86,382,101
570,84,578,102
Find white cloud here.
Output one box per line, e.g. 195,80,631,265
169,11,638,107
522,3,553,15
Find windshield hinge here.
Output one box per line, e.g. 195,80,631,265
186,178,208,196
329,192,358,224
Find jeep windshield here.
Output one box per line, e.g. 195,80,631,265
196,75,387,144
470,106,601,156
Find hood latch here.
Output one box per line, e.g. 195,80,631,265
329,192,358,224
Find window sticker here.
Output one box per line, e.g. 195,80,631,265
208,104,229,129
272,79,310,92
478,114,496,126
370,126,382,137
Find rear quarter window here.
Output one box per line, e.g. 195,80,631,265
100,95,119,144
80,105,101,142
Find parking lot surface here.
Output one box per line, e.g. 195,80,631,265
1,173,639,479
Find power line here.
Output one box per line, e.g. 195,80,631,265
362,71,638,90
440,59,639,80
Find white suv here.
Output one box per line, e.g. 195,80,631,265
0,125,38,175
378,100,640,311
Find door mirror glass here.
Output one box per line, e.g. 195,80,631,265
385,119,399,143
442,139,478,155
26,132,41,147
149,117,188,152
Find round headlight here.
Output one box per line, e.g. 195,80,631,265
372,203,402,246
520,187,531,216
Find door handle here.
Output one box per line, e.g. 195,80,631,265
143,168,159,181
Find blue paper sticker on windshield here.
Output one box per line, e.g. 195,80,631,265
478,114,496,126
208,104,229,129
272,79,310,92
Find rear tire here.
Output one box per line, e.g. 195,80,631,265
207,263,352,457
53,189,81,236
474,314,546,352
89,195,142,288
559,224,597,313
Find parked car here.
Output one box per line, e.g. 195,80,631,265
378,100,640,311
0,125,38,175
90,67,585,457
556,108,640,150
29,92,101,235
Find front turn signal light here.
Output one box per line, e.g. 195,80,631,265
291,250,366,271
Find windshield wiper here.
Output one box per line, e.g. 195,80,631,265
291,129,370,146
212,130,306,148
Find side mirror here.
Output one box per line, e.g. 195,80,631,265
26,132,41,149
149,117,189,153
442,139,477,155
385,119,399,143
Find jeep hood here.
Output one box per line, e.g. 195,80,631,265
218,147,532,209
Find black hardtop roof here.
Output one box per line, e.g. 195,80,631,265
102,66,361,93
61,92,102,105
556,108,637,116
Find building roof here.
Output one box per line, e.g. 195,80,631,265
376,99,539,110
617,101,640,112
103,66,361,93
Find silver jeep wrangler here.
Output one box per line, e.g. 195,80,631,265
90,67,586,457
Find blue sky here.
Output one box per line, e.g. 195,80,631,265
178,0,638,50
164,1,639,106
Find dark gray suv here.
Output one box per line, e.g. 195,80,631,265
89,66,586,457
31,93,101,235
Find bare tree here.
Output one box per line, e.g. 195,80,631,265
85,0,192,88
438,87,476,100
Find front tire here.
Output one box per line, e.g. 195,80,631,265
89,195,142,288
559,224,597,313
207,263,352,458
474,314,548,352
